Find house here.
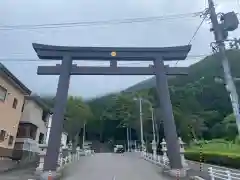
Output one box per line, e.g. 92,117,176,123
0,63,31,158
12,95,51,160
46,114,68,149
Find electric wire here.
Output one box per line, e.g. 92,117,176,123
174,13,207,67
0,12,202,31
188,16,207,45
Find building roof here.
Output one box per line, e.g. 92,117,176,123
25,95,52,114
0,63,31,95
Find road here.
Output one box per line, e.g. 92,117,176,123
63,153,171,180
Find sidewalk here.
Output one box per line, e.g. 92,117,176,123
0,159,18,173
0,167,37,180
0,158,39,180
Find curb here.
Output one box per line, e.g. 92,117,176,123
190,176,205,180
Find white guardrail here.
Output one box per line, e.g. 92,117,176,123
208,167,240,180
140,151,169,168
58,149,94,168
138,151,240,180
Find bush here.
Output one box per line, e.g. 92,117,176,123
210,139,228,144
185,151,240,169
235,136,240,145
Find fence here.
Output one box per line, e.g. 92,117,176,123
58,149,94,169
36,144,94,172
140,151,240,180
208,167,240,180
141,151,169,168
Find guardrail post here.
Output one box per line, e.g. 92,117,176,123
226,170,231,180
208,167,215,180
157,155,161,164
76,146,80,161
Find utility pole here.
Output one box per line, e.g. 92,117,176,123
126,126,130,152
82,121,86,149
151,107,156,143
139,98,144,150
208,0,240,135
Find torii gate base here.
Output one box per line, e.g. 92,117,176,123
33,43,191,179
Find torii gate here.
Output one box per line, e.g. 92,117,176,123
33,43,191,173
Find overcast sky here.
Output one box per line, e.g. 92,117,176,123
0,0,239,99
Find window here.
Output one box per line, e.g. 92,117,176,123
16,125,26,138
21,101,25,112
0,85,7,102
38,133,44,144
8,136,14,146
12,98,18,109
42,111,48,122
30,126,37,140
0,130,6,142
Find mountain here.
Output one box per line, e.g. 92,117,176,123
124,49,240,92
124,76,176,92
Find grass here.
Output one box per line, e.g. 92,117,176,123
185,139,240,155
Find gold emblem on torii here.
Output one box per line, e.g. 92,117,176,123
110,51,117,57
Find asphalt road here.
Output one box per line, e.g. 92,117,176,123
63,153,170,180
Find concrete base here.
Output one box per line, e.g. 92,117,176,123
38,171,62,180
166,168,187,178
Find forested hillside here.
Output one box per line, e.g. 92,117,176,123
42,50,240,145
86,50,240,143
40,50,240,169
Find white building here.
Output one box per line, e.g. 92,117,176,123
45,114,68,149
12,95,51,160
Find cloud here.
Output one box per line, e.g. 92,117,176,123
0,0,238,98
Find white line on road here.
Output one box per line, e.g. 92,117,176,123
112,175,116,180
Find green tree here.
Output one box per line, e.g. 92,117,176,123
222,114,238,140
64,96,93,145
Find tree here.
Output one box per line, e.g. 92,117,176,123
64,96,93,145
82,50,240,144
222,114,238,140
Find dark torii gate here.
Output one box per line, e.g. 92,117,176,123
33,43,191,173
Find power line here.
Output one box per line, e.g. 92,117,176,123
0,12,202,31
188,19,206,45
174,19,207,66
